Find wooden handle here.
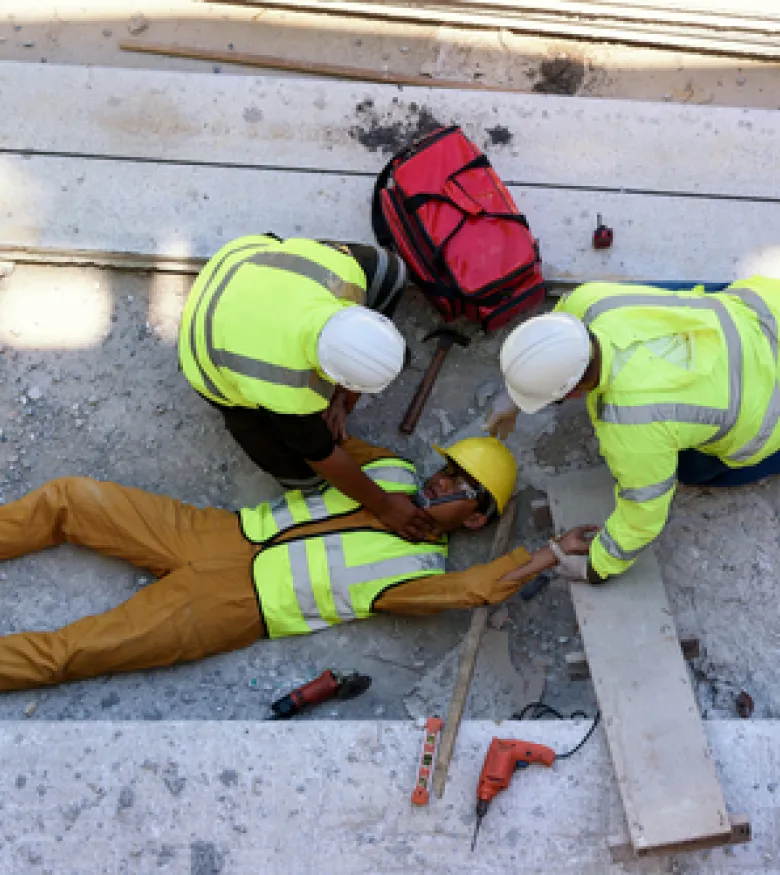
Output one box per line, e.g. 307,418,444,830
431,495,519,799
399,347,449,435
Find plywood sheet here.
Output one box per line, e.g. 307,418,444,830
2,61,780,199
547,467,731,853
3,153,780,282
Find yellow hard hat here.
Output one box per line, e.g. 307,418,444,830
433,437,517,514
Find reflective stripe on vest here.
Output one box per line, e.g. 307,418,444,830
242,457,419,544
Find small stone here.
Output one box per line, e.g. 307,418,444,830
558,636,569,644
127,14,150,35
490,604,509,630
400,45,410,54
736,76,746,86
374,705,385,717
22,41,35,49
102,28,113,37
27,387,42,401
23,701,37,718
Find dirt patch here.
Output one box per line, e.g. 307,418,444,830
349,98,446,154
486,124,513,146
533,58,586,95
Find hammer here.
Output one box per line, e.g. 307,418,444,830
399,327,471,435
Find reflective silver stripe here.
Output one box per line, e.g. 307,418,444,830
619,474,676,502
202,250,343,403
288,533,446,627
367,247,389,309
211,348,328,393
188,241,266,403
303,492,329,522
324,533,447,588
600,403,725,427
727,287,780,462
252,251,365,301
363,465,417,488
269,495,295,531
599,527,645,563
584,293,742,444
287,541,330,632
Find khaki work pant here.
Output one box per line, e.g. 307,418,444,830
0,477,262,690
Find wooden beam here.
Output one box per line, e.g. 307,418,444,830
566,636,700,680
547,467,732,854
609,813,752,861
431,495,518,799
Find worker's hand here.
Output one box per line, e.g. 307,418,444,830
322,389,350,443
377,492,440,541
557,525,599,555
483,390,519,440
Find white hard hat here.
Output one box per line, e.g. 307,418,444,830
318,306,406,393
500,312,591,413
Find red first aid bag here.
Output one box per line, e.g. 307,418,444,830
372,125,545,331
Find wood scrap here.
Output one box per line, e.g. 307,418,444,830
118,40,526,92
431,494,518,799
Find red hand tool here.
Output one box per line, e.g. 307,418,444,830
471,737,556,850
269,669,371,719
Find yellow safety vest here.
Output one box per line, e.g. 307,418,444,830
240,457,448,638
178,235,368,413
556,276,780,577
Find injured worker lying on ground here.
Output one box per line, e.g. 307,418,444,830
0,437,595,690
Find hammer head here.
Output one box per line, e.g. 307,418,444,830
422,327,471,350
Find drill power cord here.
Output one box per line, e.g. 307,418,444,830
512,700,601,759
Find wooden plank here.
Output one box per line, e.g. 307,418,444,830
547,467,731,853
3,152,780,282
431,495,518,799
3,62,780,200
219,0,780,59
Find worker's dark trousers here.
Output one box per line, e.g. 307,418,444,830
211,402,325,490
0,478,262,690
678,449,780,488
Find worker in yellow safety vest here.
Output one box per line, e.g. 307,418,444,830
179,234,438,541
486,277,780,583
0,437,594,689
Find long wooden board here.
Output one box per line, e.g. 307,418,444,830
4,152,780,281
547,467,731,854
2,62,780,199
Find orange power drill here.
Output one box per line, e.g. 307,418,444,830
471,737,556,851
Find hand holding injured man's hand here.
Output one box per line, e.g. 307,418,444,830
549,525,600,581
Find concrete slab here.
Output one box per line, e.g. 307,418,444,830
0,719,775,873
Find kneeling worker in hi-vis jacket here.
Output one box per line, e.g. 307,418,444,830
179,233,438,542
486,276,780,584
0,437,594,690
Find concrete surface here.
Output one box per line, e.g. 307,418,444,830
0,719,775,873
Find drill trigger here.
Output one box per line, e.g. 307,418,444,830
515,760,530,771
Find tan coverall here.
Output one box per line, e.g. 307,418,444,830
0,440,534,690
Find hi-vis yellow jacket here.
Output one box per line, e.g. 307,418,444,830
240,456,448,637
178,236,367,414
556,276,780,578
